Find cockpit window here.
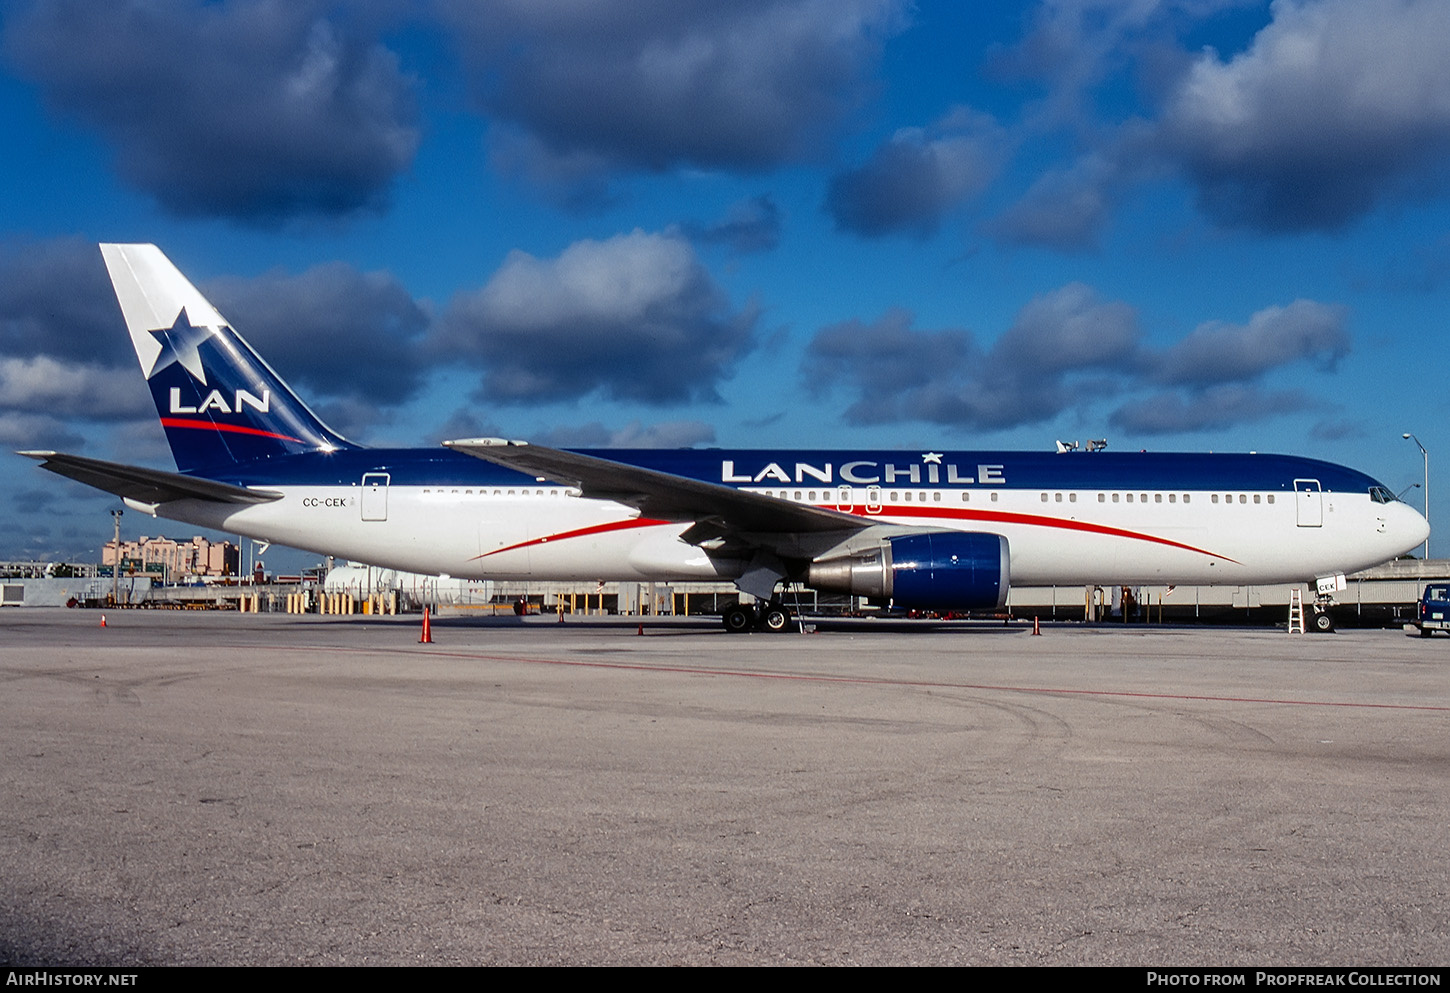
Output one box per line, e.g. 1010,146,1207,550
1369,486,1396,504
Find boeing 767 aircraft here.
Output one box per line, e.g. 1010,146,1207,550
21,244,1429,632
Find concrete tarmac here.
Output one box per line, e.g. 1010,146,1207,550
1,609,1447,966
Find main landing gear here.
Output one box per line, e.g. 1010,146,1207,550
722,600,793,634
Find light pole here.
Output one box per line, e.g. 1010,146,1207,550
110,509,123,604
1403,433,1429,559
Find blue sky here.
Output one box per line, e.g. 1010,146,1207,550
2,0,1448,566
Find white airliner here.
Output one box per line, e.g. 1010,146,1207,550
21,244,1429,632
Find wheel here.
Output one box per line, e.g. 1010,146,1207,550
759,603,791,633
1420,626,1434,638
1312,609,1335,633
722,604,755,633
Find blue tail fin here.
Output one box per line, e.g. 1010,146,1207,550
100,244,357,474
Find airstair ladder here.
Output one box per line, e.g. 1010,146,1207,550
1288,588,1306,635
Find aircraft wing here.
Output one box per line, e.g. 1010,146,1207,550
443,438,867,535
20,451,282,506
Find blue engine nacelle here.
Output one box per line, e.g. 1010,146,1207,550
889,531,1009,609
806,531,1009,610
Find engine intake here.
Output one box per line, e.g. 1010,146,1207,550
807,531,1009,610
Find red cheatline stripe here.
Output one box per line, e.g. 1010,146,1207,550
473,499,1237,564
472,516,670,559
160,417,303,443
861,503,1240,563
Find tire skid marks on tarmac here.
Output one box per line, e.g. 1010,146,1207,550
917,689,1075,762
1061,691,1280,748
0,658,241,707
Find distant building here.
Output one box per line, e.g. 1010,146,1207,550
0,561,98,579
102,535,239,581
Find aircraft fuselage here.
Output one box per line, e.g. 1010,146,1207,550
140,446,1426,589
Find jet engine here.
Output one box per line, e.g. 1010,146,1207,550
806,531,1009,610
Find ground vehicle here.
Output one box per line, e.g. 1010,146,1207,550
1415,585,1450,637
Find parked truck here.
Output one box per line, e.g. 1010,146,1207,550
1414,584,1450,637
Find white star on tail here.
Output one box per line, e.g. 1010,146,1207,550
144,309,216,383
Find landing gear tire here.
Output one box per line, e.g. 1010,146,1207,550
759,603,792,633
722,604,755,634
1311,609,1336,633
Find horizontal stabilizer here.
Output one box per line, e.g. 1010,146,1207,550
19,451,282,505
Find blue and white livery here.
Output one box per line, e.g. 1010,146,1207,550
21,244,1429,632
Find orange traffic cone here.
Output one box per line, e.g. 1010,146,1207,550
420,607,433,644
1031,615,1041,636
636,622,644,636
100,614,107,628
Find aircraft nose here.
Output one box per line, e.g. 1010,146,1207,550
1395,502,1431,556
